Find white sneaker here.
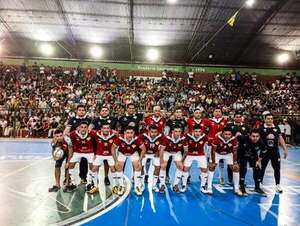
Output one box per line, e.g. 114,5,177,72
235,189,243,196
152,185,159,193
135,186,143,196
140,183,145,192
200,186,208,194
180,185,187,193
276,184,283,193
117,186,125,196
207,187,213,195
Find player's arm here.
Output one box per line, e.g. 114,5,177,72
159,144,166,163
139,143,146,161
279,135,288,159
182,144,189,161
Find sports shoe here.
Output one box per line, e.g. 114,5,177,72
227,180,233,186
276,184,283,193
135,186,143,196
112,186,119,195
187,176,191,184
87,185,98,194
207,187,213,195
219,177,225,185
254,187,267,196
235,189,243,196
104,177,110,186
240,186,248,196
140,183,145,192
173,185,180,193
152,185,159,193
48,185,60,192
118,186,125,196
159,185,166,193
200,186,208,194
80,178,87,184
180,185,187,193
65,184,77,193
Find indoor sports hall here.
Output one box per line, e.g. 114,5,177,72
0,0,299,226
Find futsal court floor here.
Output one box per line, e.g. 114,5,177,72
0,139,300,226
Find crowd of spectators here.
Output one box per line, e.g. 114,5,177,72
0,62,299,144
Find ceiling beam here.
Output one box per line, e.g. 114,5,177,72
127,0,134,62
233,0,290,63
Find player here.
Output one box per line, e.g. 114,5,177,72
186,108,208,134
89,105,118,186
89,123,117,194
207,108,228,185
207,127,242,196
144,105,166,134
159,125,188,193
259,113,288,193
181,125,209,193
112,127,146,196
48,129,72,192
66,121,95,193
64,105,92,184
118,103,143,135
140,125,164,192
238,129,267,196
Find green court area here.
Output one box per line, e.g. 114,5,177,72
0,159,121,226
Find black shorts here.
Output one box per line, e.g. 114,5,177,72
55,152,68,168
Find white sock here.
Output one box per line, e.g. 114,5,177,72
159,169,166,186
233,172,240,191
182,171,189,187
200,172,208,187
173,169,183,186
90,171,98,187
153,175,159,187
218,163,224,179
117,171,124,187
87,169,94,185
111,172,117,187
207,170,215,189
134,171,141,187
69,168,76,185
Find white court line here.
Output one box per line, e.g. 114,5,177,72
165,187,180,224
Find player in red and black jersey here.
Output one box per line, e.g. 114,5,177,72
207,127,242,196
67,121,95,193
186,108,208,134
112,127,146,196
160,125,188,193
89,123,117,194
144,105,166,134
181,125,209,193
48,129,72,192
140,125,165,192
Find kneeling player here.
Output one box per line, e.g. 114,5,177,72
67,121,95,192
89,123,117,194
160,125,188,193
140,125,164,192
207,127,242,196
182,125,208,193
112,127,146,196
238,129,266,196
49,129,72,192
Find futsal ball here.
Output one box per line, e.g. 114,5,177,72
54,147,65,160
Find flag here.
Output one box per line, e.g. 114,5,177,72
227,11,239,27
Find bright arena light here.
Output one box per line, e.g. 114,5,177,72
89,46,103,59
277,53,290,64
245,0,255,8
40,43,54,56
167,0,177,4
146,48,160,61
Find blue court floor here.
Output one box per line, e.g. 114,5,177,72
0,139,299,226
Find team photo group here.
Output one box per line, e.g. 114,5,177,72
49,103,288,198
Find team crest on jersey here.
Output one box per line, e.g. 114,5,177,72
155,141,160,145
108,120,111,123
145,141,148,145
273,129,277,132
267,134,275,139
129,122,136,127
87,137,91,141
133,116,137,119
221,122,224,125
132,144,136,148
109,140,113,143
200,141,203,144
104,143,108,147
189,141,192,144
201,124,204,127
178,144,182,147
242,127,245,130
160,121,163,125
228,143,232,147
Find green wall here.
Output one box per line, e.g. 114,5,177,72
1,57,299,76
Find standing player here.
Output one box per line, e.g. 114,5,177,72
64,105,92,184
112,127,146,196
144,105,166,134
66,121,95,193
181,125,209,193
140,125,164,192
159,125,188,193
89,123,117,194
207,108,228,185
259,113,288,193
89,105,118,186
186,108,207,134
207,127,242,196
227,112,249,184
118,103,143,135
48,129,72,192
238,129,267,196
